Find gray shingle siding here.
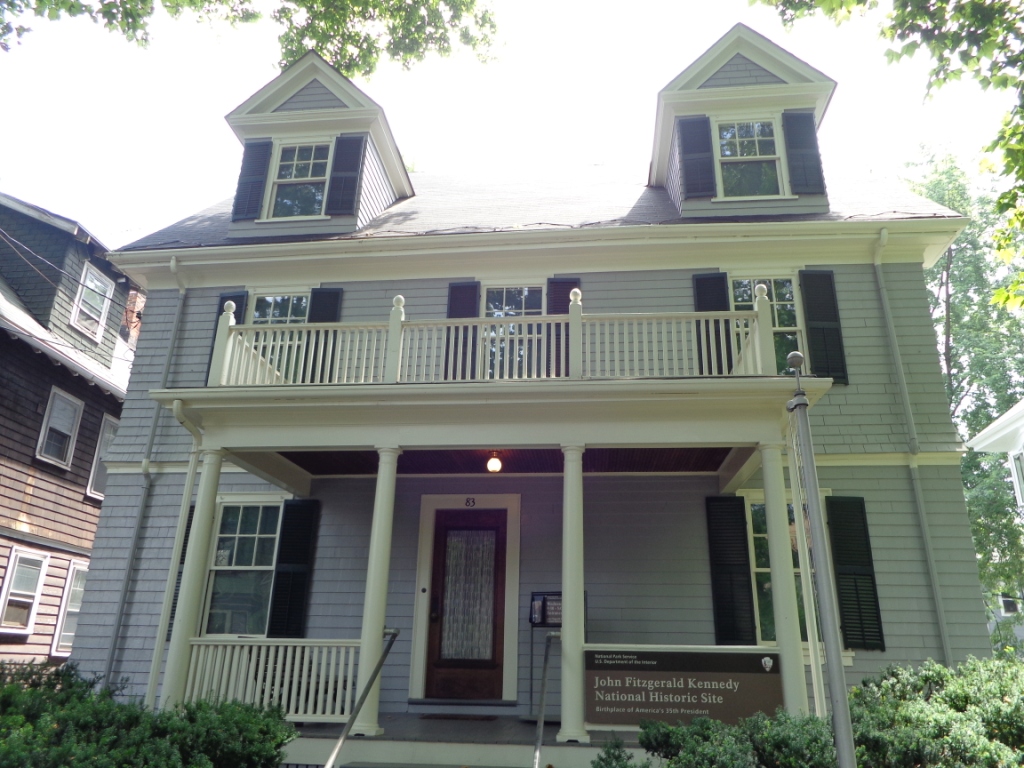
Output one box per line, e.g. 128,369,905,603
698,54,787,89
0,206,69,322
273,78,348,112
356,136,398,229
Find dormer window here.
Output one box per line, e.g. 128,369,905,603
271,144,331,217
717,120,780,197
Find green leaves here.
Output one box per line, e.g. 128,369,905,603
0,0,495,75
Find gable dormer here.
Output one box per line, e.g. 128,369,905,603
225,52,413,239
650,24,836,219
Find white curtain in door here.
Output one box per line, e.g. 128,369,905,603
441,529,496,660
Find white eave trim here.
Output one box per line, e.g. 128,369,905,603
969,399,1024,453
0,192,109,251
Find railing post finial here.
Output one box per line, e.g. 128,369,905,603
569,289,583,380
384,296,406,383
207,300,237,386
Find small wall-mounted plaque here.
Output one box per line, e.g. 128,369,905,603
529,591,562,627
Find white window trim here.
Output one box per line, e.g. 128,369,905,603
87,414,119,500
1009,451,1024,508
0,546,51,636
247,291,313,325
35,387,85,470
480,283,546,318
51,560,88,656
70,263,115,342
258,138,336,222
709,112,794,201
200,495,291,638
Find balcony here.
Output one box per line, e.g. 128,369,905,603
207,288,779,388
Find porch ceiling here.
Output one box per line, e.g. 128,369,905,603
277,446,739,475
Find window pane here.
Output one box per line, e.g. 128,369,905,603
239,506,261,535
48,395,79,435
2,600,31,629
42,429,71,463
313,145,329,160
11,558,43,594
215,537,236,566
272,183,325,217
750,504,767,535
773,279,794,301
57,612,79,652
754,536,771,569
776,303,797,327
258,506,280,535
297,146,313,162
254,537,276,566
774,332,799,375
205,571,274,635
721,161,780,197
756,572,775,642
235,536,256,567
67,569,86,611
524,287,543,313
220,506,240,535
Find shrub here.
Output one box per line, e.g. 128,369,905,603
590,734,652,768
0,662,296,768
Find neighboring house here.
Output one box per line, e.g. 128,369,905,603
72,25,989,768
0,192,137,661
967,400,1024,638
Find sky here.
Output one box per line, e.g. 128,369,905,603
0,0,1015,249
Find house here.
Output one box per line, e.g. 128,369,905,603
70,25,990,768
0,192,137,661
967,401,1024,632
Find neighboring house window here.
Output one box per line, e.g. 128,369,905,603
716,120,780,197
271,143,332,218
732,277,805,374
0,548,50,634
71,264,115,341
204,503,282,635
51,561,87,655
1000,593,1020,617
87,414,119,499
251,294,310,324
36,387,84,469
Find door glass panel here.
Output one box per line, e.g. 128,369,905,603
441,529,496,660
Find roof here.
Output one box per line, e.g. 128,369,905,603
120,172,965,253
968,400,1024,453
0,267,127,399
0,191,109,252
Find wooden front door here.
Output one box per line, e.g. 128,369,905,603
425,508,507,699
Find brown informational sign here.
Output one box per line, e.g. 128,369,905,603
585,650,783,727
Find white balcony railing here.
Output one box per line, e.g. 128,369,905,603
208,287,778,388
183,637,359,723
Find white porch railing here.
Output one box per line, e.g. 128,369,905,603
183,637,359,723
208,287,778,387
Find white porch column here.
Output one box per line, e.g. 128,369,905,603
557,444,589,743
352,446,401,736
160,448,224,708
760,442,809,714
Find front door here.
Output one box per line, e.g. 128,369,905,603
425,508,507,699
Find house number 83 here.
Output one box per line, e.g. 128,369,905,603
465,497,476,507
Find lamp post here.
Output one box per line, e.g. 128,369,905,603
786,351,856,768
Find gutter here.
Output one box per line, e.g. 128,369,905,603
872,228,952,663
103,256,188,688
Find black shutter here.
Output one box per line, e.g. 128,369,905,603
692,272,733,374
207,291,248,380
678,116,716,199
267,499,320,638
232,140,273,221
826,497,885,651
308,288,343,323
706,496,757,645
167,506,195,641
799,270,848,384
325,135,366,216
445,282,480,380
546,278,580,378
783,112,826,196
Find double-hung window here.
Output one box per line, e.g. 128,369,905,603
251,294,310,324
716,119,782,198
205,503,282,635
271,143,332,218
746,499,810,644
483,286,544,379
36,387,84,469
1010,451,1024,508
732,277,804,375
0,548,49,634
71,264,115,341
52,561,87,655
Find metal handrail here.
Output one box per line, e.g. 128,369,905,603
533,631,560,768
324,628,400,768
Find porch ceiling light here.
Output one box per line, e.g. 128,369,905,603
486,452,502,473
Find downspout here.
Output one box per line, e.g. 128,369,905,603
103,256,189,689
872,229,952,663
143,401,201,708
